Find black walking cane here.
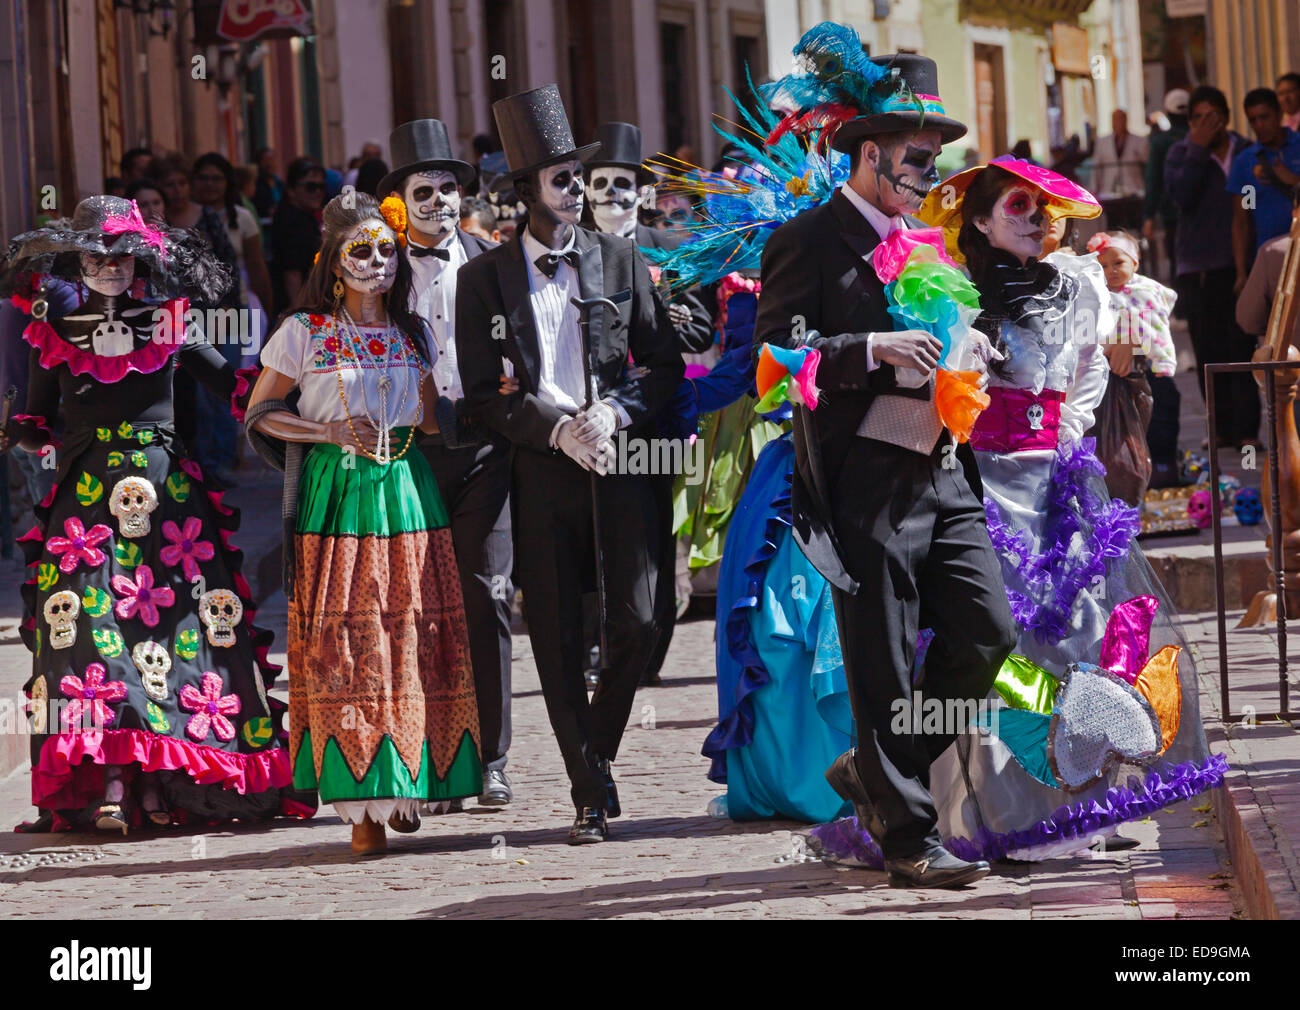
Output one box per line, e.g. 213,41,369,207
571,295,621,684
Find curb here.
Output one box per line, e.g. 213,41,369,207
1206,722,1300,920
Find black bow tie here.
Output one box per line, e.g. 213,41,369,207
534,249,580,279
409,244,451,260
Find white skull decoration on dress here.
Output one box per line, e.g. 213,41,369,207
199,588,243,647
1026,402,1045,431
338,219,398,295
132,640,171,701
109,476,158,538
43,590,80,650
29,676,48,734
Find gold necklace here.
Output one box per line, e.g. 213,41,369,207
329,312,423,462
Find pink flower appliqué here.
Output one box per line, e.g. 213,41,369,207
111,565,175,627
178,672,241,742
45,517,112,573
159,517,214,583
59,662,127,730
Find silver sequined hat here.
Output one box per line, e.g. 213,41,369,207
492,84,601,178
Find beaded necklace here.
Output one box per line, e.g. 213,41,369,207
331,307,422,463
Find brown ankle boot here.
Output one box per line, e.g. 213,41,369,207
350,817,387,856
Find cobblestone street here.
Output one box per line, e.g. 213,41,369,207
0,578,1246,919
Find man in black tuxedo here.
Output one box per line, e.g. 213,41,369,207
380,120,517,817
754,54,1016,888
457,86,684,843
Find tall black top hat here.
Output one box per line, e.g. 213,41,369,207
831,53,967,153
493,84,601,178
379,119,477,197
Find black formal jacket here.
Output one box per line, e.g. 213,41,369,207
753,189,981,594
456,225,684,454
636,224,715,354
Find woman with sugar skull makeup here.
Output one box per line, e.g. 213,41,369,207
246,191,481,857
379,118,516,809
0,196,296,835
809,159,1223,868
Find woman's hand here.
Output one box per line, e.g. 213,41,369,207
323,417,381,451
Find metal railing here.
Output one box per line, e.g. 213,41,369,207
1206,359,1299,722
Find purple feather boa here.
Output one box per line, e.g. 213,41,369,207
806,753,1228,868
983,437,1140,644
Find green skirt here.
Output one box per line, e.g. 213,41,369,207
287,435,481,805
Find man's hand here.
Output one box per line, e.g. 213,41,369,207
872,329,944,374
571,400,619,444
667,302,692,329
498,373,519,395
1187,109,1223,148
556,418,612,474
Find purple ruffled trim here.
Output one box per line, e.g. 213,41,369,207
806,752,1228,868
984,437,1140,644
701,474,793,784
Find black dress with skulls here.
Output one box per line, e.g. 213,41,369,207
12,282,303,828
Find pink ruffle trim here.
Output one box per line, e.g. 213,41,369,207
21,297,189,383
32,727,293,810
231,367,258,423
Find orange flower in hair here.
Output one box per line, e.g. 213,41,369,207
380,195,408,247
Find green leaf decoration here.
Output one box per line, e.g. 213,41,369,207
146,702,170,733
131,451,148,469
105,451,124,468
81,586,111,617
36,563,59,592
136,430,154,445
114,540,142,570
34,628,41,656
92,628,124,658
241,716,273,749
75,472,103,507
96,427,112,443
116,422,133,439
165,472,191,503
175,628,199,661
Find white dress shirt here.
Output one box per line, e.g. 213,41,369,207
838,183,909,373
408,228,467,400
520,226,590,414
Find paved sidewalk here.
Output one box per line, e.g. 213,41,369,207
0,613,1244,919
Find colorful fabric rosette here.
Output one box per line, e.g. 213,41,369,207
754,343,821,412
872,226,989,441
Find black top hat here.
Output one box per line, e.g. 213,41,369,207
379,119,476,197
587,122,645,170
493,84,600,178
831,53,967,153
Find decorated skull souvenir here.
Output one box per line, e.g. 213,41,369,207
1187,489,1214,529
131,640,171,700
1233,487,1264,526
109,476,158,538
1026,402,1045,431
43,590,80,650
199,588,243,647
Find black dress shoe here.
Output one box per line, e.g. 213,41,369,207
885,846,991,889
594,756,621,818
824,749,886,841
480,768,513,806
567,807,608,845
1090,833,1140,852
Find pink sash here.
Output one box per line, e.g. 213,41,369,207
969,387,1064,453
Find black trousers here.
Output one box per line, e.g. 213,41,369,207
512,448,660,810
1181,265,1260,444
829,438,1016,860
1147,373,1181,469
642,470,678,678
422,436,514,772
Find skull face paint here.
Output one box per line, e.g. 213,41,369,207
537,160,585,228
80,252,135,297
589,167,642,237
401,170,460,241
978,184,1048,263
870,132,942,216
337,219,398,295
